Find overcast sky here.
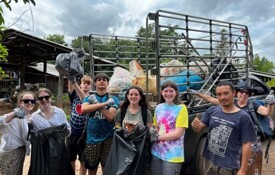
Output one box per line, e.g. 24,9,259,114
4,0,275,63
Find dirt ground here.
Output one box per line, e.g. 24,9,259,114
0,101,274,174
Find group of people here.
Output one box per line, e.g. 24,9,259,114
0,71,274,175
68,73,188,175
0,88,70,175
0,72,188,175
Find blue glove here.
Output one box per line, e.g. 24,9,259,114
89,94,98,104
14,108,26,119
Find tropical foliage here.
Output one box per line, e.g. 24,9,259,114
0,0,36,79
252,54,274,73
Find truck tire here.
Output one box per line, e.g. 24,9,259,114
194,136,207,175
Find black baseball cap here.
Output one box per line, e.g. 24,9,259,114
235,81,252,96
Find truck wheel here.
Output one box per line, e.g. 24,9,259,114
194,136,206,175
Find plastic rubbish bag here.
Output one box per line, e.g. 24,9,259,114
107,67,134,94
28,124,75,175
104,126,150,175
129,60,144,77
55,51,83,77
132,75,157,95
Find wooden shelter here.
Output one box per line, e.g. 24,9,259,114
1,28,72,105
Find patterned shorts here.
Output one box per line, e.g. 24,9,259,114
0,146,26,175
83,137,112,170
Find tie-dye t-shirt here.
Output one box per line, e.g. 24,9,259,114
151,103,188,163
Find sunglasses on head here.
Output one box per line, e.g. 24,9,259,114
22,99,36,104
38,95,51,101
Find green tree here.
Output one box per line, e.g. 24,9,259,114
0,0,36,79
252,54,274,73
0,6,8,79
45,34,68,46
1,0,36,10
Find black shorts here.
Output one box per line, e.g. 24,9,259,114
66,134,85,162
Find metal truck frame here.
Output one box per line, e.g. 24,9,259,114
83,10,273,175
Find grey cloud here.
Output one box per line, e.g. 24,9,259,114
255,30,275,61
56,1,124,38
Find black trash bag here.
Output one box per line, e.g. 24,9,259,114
55,51,83,77
104,125,150,175
28,124,75,175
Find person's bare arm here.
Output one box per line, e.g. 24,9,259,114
197,92,220,105
257,105,273,116
100,107,117,122
68,81,86,100
81,102,107,114
191,117,207,133
68,81,74,93
72,83,86,100
158,127,185,141
237,142,252,175
0,112,15,124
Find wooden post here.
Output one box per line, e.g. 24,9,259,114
57,74,63,107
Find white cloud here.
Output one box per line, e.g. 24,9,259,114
3,0,275,62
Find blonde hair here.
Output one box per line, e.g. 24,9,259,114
17,91,36,106
81,75,93,84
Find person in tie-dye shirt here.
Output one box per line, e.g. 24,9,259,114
150,81,188,175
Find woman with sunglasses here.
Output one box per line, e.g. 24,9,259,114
29,88,71,175
0,91,36,175
31,88,70,131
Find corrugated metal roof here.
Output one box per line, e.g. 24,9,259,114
28,63,60,77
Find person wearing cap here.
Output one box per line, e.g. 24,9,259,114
81,73,119,175
189,80,275,174
189,81,274,118
192,82,256,175
67,75,92,175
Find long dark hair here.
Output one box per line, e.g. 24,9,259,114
120,86,149,112
160,81,181,105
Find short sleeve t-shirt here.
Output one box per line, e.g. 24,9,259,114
115,108,152,127
83,93,119,144
234,100,260,124
151,103,188,163
201,106,256,170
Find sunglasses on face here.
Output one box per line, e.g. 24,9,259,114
239,90,250,95
38,95,51,101
22,99,36,104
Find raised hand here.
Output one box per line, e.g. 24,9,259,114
265,94,275,105
68,75,76,84
89,94,98,104
14,108,26,119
